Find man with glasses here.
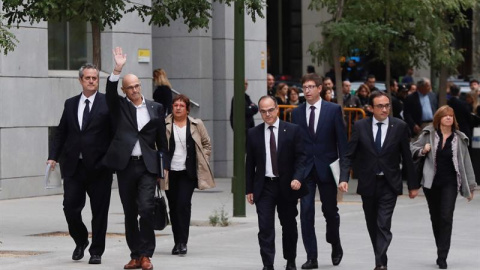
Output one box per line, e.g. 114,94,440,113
103,47,169,270
47,63,113,265
246,96,307,270
341,91,419,270
291,74,349,269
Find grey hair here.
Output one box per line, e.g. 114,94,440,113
79,63,99,78
416,78,430,88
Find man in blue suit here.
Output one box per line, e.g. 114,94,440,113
291,74,349,269
246,96,307,270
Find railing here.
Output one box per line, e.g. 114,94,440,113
277,105,366,139
343,108,366,140
171,88,200,108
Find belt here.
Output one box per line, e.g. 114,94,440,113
265,176,279,181
131,155,143,160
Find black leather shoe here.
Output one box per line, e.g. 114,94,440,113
437,259,447,269
171,244,180,255
301,259,318,269
331,243,343,266
374,266,388,270
262,266,274,270
179,243,187,255
72,240,89,260
286,260,297,270
89,255,101,264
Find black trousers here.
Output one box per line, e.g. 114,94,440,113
117,159,157,258
256,179,298,267
63,160,112,256
361,176,397,267
423,184,458,260
300,168,340,260
165,170,196,245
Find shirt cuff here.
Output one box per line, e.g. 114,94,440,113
109,73,120,82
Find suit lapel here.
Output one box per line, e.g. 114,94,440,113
315,100,327,140
366,117,376,151
73,94,81,131
381,117,395,152
123,98,138,130
277,121,286,156
298,103,308,130
259,123,267,168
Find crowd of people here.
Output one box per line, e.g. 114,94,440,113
46,50,476,270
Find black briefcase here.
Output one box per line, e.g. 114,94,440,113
153,183,169,231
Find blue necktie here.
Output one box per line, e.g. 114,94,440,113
375,122,383,153
308,106,315,137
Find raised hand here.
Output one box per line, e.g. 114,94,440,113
112,47,127,73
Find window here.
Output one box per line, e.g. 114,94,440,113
48,20,92,70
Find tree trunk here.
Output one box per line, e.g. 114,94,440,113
438,65,448,107
92,22,101,70
333,40,343,107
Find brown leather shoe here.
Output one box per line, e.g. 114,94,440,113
124,258,141,269
140,256,153,270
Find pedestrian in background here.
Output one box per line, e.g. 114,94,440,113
230,79,259,136
275,82,289,121
411,105,476,269
153,68,173,116
165,94,215,256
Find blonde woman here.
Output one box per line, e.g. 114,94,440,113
153,68,173,116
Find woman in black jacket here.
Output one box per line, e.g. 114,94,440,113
153,68,173,116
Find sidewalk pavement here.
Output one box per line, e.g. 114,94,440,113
0,178,479,270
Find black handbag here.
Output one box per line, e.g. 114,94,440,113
153,183,169,231
413,155,426,185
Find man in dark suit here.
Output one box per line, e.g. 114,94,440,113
404,78,438,137
47,63,113,265
291,73,348,269
448,84,473,144
103,47,169,270
246,96,306,270
340,91,420,270
230,79,259,135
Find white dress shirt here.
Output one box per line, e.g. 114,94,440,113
372,117,389,148
264,118,279,177
109,73,150,156
78,92,97,159
305,99,322,134
170,123,187,171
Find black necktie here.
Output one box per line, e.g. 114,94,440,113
82,99,90,130
309,106,316,137
375,122,383,152
269,126,279,177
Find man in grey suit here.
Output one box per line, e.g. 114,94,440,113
340,91,420,270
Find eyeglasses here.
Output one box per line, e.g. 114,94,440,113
303,85,317,91
373,104,391,110
260,107,277,115
124,84,141,91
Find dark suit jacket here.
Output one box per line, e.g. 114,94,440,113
345,117,419,196
246,120,307,202
230,93,258,131
48,92,112,177
103,78,169,174
291,101,349,182
404,91,438,133
448,97,473,142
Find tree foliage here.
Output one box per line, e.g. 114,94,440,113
0,14,18,55
308,0,476,76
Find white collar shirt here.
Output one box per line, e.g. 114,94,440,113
78,92,97,129
264,118,280,177
127,95,150,156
